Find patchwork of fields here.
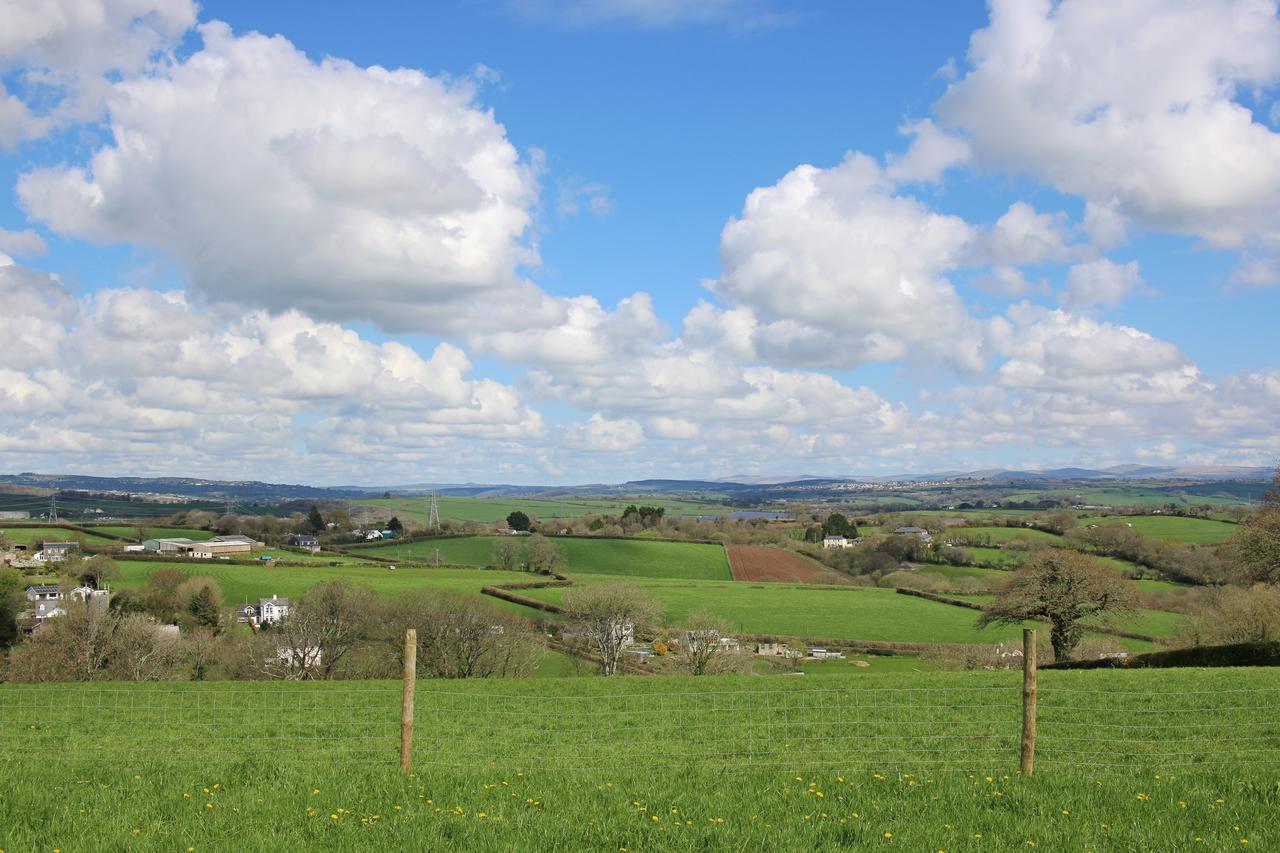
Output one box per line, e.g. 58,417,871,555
352,495,721,525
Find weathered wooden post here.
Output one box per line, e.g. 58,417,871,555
401,628,417,774
1020,628,1037,775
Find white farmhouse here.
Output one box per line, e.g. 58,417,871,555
258,595,290,625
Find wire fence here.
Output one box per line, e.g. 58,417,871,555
2,635,1279,773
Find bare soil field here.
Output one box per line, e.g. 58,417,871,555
727,545,847,583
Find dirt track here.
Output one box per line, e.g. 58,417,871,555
726,545,846,583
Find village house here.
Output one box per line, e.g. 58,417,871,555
258,595,290,625
36,541,79,563
287,534,321,552
25,584,109,621
822,535,851,549
234,603,258,624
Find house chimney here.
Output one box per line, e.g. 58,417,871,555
272,594,277,600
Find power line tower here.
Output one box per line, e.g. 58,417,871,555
48,494,58,523
225,499,235,517
427,492,441,531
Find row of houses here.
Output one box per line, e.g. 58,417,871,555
24,583,109,621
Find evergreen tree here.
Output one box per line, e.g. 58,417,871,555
307,504,325,534
188,586,221,630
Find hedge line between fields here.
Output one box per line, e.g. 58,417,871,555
893,586,1164,644
1044,641,1280,669
0,521,135,542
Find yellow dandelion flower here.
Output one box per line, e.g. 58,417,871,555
205,803,214,810
883,831,893,839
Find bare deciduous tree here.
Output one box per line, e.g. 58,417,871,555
564,583,662,676
388,591,543,679
676,611,737,675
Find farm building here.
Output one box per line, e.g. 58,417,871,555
143,537,198,553
0,510,31,519
146,534,264,557
894,526,932,542
822,535,852,549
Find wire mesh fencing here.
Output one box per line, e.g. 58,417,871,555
3,634,1279,774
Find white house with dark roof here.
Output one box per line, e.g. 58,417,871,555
258,595,290,625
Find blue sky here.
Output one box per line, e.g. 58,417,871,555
0,0,1278,484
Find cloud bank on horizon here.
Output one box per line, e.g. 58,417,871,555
0,0,1277,484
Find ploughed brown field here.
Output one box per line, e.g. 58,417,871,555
726,545,848,583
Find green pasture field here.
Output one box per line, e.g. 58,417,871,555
1,669,1277,851
361,535,732,581
113,560,533,612
953,594,1184,639
89,526,217,541
1111,515,1239,544
0,526,120,545
955,548,1187,594
352,494,721,525
957,545,1024,567
249,548,380,565
511,579,1158,650
950,526,1062,544
915,564,1008,582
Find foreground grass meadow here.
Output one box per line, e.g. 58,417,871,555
2,670,1278,851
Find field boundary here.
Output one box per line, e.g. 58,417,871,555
0,521,136,542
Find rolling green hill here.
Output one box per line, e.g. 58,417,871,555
359,535,732,581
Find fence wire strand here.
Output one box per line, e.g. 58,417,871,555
1,677,1276,772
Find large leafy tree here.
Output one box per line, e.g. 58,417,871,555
979,549,1137,660
1235,467,1280,585
506,511,531,532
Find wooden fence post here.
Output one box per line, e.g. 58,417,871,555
1020,628,1037,775
401,628,417,774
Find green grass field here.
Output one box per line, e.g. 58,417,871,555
1110,515,1239,544
0,525,120,545
510,578,1157,649
953,594,1184,639
1,670,1277,850
114,560,534,610
353,495,721,525
88,526,217,541
950,526,1063,544
360,536,732,581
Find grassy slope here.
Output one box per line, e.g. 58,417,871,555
362,536,732,581
520,579,1037,645
90,526,217,541
114,560,532,610
952,526,1063,544
1,670,1277,851
0,526,120,545
1113,515,1238,543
